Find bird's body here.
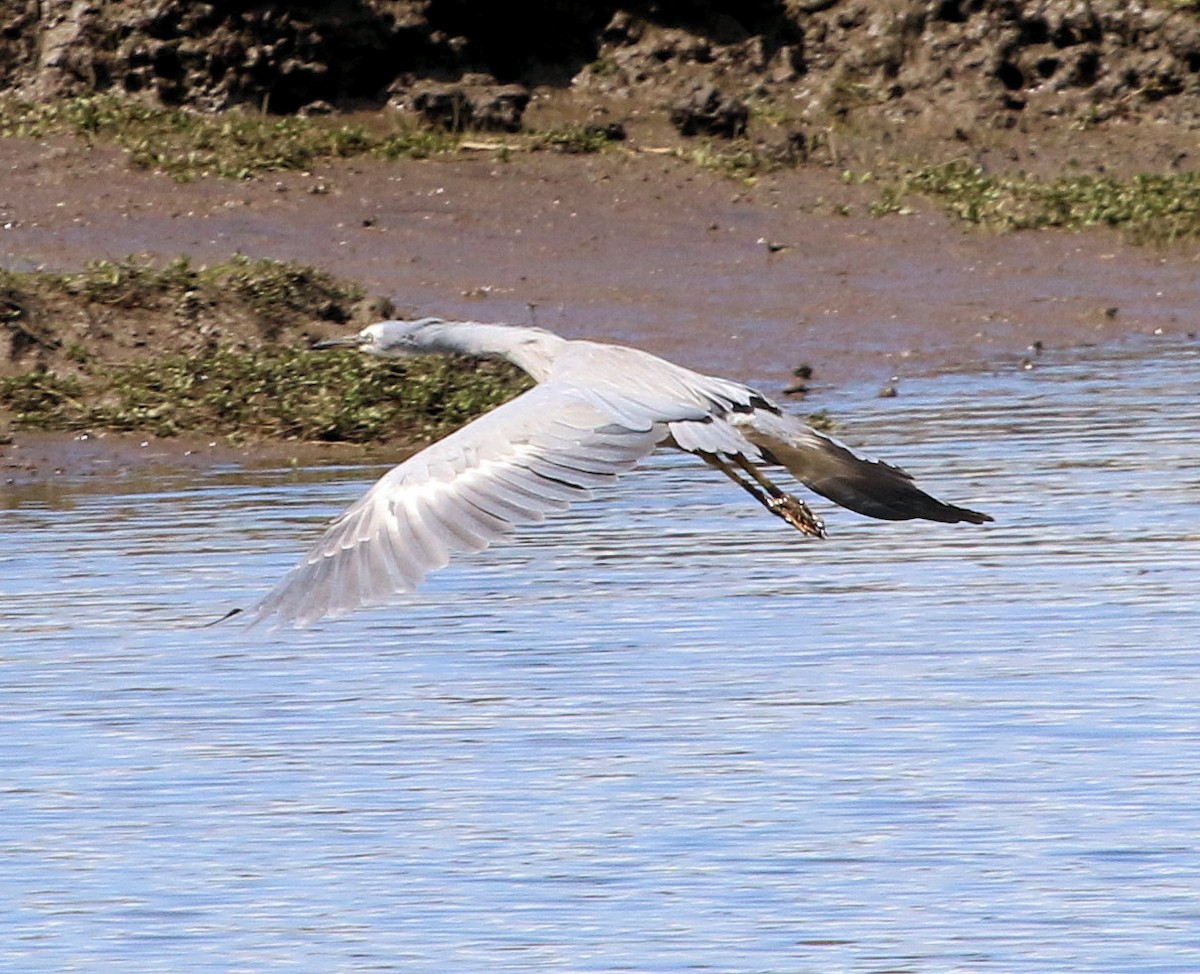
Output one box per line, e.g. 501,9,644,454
251,319,990,626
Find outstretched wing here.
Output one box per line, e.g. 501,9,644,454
739,408,992,524
251,382,669,627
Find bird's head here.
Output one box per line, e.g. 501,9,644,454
313,318,445,358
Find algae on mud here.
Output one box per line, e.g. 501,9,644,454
0,347,529,443
0,256,530,444
0,95,625,183
8,94,1200,245
869,160,1200,244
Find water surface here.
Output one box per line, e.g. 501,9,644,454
3,343,1198,972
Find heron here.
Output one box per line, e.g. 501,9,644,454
249,318,991,626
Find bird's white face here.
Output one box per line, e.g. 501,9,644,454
356,321,407,358
316,318,443,358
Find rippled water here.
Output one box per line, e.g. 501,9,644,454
3,342,1198,973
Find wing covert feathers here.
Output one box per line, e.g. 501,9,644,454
251,383,667,626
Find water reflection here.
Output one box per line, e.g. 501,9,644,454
2,342,1198,973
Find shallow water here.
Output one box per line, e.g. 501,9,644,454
2,342,1198,973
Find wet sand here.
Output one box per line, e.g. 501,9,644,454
2,134,1198,483
0,428,400,495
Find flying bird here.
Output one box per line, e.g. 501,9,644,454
249,319,990,626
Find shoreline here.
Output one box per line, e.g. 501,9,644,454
4,328,1190,491
4,136,1198,487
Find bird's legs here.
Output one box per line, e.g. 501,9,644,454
702,454,827,538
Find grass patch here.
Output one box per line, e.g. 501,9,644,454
529,124,623,155
0,255,530,443
674,139,808,183
59,254,203,307
0,95,623,181
0,94,460,181
0,94,793,182
26,253,364,325
871,159,1200,242
0,346,528,442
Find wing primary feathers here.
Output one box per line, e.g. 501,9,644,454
523,455,621,489
504,464,593,501
455,479,542,524
404,497,454,568
469,469,569,515
424,501,490,553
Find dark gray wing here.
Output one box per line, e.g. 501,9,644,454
740,408,992,524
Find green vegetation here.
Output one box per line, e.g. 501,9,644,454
0,95,460,181
20,253,364,321
0,94,627,181
0,93,773,186
529,124,622,155
0,256,529,442
676,139,807,183
0,346,528,442
59,254,203,307
586,57,621,78
870,160,1200,243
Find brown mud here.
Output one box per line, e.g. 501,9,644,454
3,130,1199,486
3,132,1194,384
0,426,403,496
4,129,1197,487
3,1,1200,483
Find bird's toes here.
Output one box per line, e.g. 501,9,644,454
767,495,827,538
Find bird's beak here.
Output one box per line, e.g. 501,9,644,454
312,334,366,351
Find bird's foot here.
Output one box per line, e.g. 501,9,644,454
767,494,826,538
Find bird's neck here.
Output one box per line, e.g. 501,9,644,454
419,321,567,383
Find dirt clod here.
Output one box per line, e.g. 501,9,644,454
668,84,749,138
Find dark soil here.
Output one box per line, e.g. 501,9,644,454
9,2,1200,138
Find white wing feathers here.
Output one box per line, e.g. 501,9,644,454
556,342,767,461
247,333,988,626
250,381,670,626
668,415,763,457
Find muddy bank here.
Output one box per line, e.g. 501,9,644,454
0,427,408,494
4,127,1198,486
2,132,1195,389
2,1,1199,490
